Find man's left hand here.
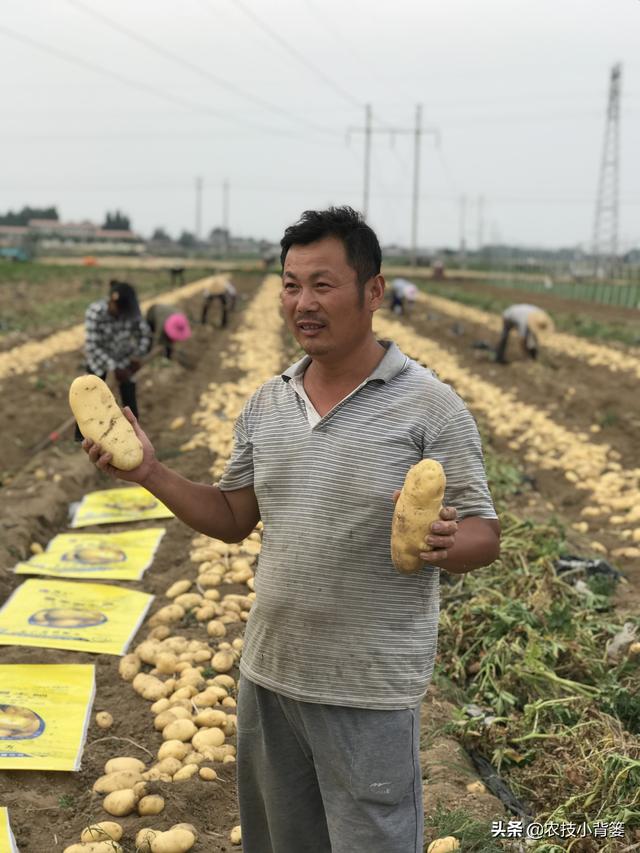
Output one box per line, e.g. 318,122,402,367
419,506,458,563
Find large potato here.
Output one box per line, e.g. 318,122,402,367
69,375,143,470
391,459,446,574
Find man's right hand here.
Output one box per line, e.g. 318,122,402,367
82,407,157,485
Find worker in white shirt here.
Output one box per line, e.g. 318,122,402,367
495,304,555,364
389,278,418,315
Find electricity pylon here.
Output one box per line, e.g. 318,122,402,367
592,63,622,276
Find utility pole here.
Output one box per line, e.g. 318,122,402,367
222,180,230,231
476,194,485,252
347,105,438,261
195,176,203,241
459,195,467,267
222,179,230,254
592,63,622,277
363,104,372,217
410,104,422,267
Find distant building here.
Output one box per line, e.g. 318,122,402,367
27,219,145,255
0,219,145,257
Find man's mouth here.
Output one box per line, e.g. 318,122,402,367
297,321,325,332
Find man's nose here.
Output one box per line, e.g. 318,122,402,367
296,286,319,312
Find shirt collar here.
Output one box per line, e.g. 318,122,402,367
281,340,409,385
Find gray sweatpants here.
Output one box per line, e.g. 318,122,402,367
237,675,424,853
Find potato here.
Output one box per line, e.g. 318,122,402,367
95,711,113,729
206,620,227,638
211,650,235,673
149,604,185,626
103,788,138,816
199,766,217,781
210,674,235,690
166,579,192,599
174,593,203,610
173,763,199,781
64,844,123,853
192,727,225,752
155,652,179,675
162,719,197,742
148,625,172,641
151,698,171,715
69,375,143,470
230,825,242,845
137,673,171,701
158,739,191,761
194,708,227,728
171,824,198,843
105,756,145,775
80,822,123,843
136,640,161,665
119,654,141,682
93,769,143,794
391,459,445,573
150,828,196,853
138,794,165,816
136,828,158,853
427,838,460,853
156,756,182,776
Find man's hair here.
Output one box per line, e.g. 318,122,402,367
280,206,382,295
109,280,140,318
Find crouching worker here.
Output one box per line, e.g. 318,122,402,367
146,303,192,359
75,281,151,440
495,303,555,364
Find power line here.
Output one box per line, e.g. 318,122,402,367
227,0,363,109
0,23,335,141
67,0,336,136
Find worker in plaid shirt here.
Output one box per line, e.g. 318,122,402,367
75,281,151,440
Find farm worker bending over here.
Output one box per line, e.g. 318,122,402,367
495,303,555,364
390,277,419,315
145,303,192,360
201,277,237,328
83,206,501,853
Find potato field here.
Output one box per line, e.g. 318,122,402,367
0,262,638,853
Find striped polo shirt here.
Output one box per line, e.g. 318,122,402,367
218,341,497,709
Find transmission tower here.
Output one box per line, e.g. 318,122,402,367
592,63,622,276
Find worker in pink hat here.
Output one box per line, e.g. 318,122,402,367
146,303,192,360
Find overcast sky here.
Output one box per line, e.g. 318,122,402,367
2,0,639,250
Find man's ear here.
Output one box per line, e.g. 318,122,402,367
369,274,386,311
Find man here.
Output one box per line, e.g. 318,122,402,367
145,303,192,360
495,303,555,364
76,282,150,442
83,207,500,853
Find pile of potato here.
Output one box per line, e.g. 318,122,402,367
179,275,285,478
89,529,260,830
63,820,198,852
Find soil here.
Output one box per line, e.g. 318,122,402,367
0,269,636,851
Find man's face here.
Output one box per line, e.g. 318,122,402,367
108,293,120,317
281,236,383,360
